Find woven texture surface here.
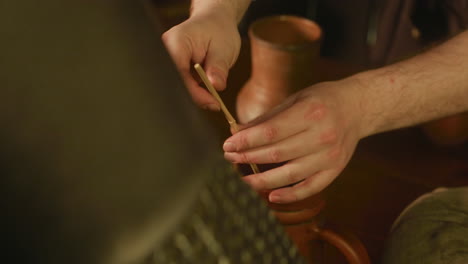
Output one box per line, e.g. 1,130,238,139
150,163,305,264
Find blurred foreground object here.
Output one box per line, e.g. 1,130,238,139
0,1,304,263
382,187,468,264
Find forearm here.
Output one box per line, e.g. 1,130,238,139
190,0,251,23
351,30,468,138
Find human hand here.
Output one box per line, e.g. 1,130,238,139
162,8,241,111
223,80,364,203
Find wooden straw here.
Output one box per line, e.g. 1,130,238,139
194,63,260,174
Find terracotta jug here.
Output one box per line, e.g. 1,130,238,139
236,15,370,264
258,191,370,264
236,15,321,124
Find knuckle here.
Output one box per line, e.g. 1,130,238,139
304,103,327,121
241,152,252,164
161,31,169,42
263,125,278,142
283,165,298,184
327,146,343,162
291,192,303,203
253,174,268,189
161,29,177,44
296,182,319,200
320,129,338,145
269,149,281,163
238,133,249,149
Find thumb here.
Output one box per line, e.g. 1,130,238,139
204,47,232,91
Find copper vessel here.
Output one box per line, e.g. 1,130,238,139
236,15,321,124
237,15,370,264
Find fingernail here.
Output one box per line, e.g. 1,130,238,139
223,141,236,152
224,152,234,162
203,104,220,111
269,193,282,203
210,73,226,91
241,177,253,186
241,176,251,183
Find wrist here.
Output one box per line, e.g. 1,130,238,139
348,64,411,138
340,73,379,140
190,0,250,23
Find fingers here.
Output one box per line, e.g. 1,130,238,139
267,169,339,204
162,29,220,110
223,101,307,152
241,152,333,191
180,66,221,110
203,26,240,92
204,48,230,92
224,130,321,164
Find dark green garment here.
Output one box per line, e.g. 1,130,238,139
382,187,468,264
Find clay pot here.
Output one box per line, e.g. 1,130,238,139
256,190,370,264
422,112,468,147
235,15,369,264
236,15,322,124
237,159,369,263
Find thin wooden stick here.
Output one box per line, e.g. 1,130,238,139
194,63,260,174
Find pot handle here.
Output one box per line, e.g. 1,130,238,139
314,222,371,264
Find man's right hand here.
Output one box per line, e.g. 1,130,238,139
162,6,241,111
